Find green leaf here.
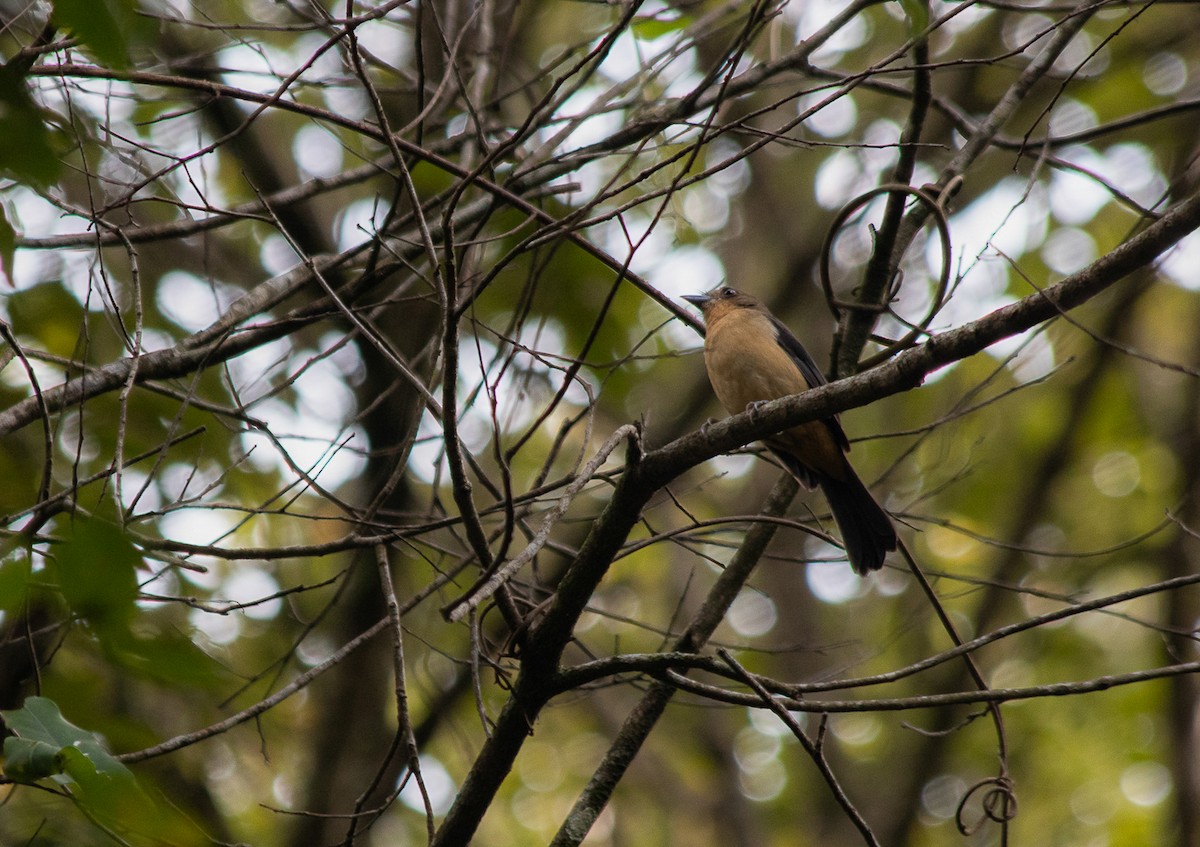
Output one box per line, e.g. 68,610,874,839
0,548,31,612
1,696,132,784
631,14,689,41
109,627,227,689
50,0,144,70
58,744,142,809
898,0,930,33
53,515,140,630
7,280,88,357
3,736,66,783
0,66,60,187
0,204,15,286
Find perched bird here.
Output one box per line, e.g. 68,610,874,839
683,286,897,574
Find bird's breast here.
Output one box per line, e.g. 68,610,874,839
703,312,809,415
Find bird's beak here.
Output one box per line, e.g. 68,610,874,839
682,293,710,308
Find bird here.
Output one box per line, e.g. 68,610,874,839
682,286,897,574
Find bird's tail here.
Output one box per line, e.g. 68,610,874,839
818,471,897,575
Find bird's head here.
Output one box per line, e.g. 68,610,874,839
682,286,765,325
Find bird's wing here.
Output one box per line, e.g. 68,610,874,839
768,314,851,452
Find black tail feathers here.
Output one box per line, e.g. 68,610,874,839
818,472,897,575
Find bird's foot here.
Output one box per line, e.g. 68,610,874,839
746,399,771,420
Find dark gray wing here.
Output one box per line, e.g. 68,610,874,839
768,314,850,452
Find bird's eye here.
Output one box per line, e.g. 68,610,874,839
720,286,736,298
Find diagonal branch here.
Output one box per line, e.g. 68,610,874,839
647,186,1200,485
547,475,799,847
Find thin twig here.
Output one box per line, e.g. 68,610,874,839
718,648,880,847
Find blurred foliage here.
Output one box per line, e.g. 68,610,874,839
50,0,149,70
0,64,60,188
